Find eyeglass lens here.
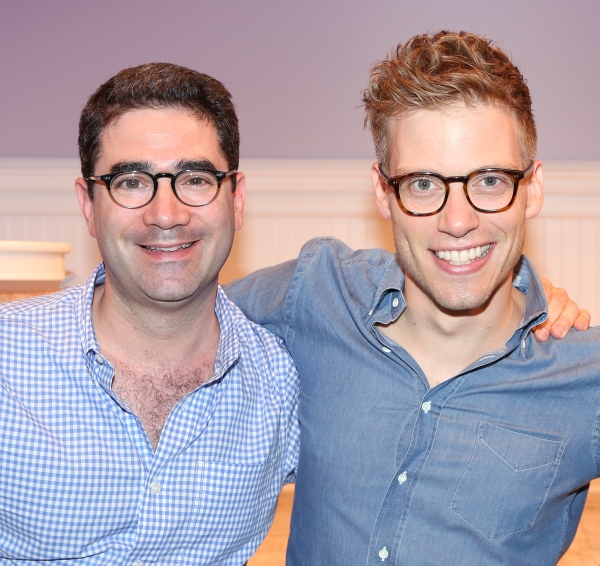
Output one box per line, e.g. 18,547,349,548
109,171,219,207
397,171,516,214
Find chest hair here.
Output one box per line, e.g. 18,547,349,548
112,361,214,451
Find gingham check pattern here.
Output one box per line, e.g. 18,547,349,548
0,264,299,565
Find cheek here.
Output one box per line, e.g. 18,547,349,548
92,211,133,254
506,220,527,256
492,207,527,242
204,203,237,235
391,223,423,272
392,216,433,251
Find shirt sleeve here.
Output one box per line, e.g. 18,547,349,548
223,258,298,343
280,347,300,483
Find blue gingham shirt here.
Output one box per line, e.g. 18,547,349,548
0,263,299,565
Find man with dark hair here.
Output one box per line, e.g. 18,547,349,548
225,31,599,564
0,63,298,564
78,63,240,195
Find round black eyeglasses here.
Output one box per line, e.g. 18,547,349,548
85,169,237,209
378,163,534,216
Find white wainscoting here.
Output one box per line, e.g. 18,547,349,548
1,158,600,320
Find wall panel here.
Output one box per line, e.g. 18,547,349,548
1,159,599,320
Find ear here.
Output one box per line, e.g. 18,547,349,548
524,160,544,220
232,172,246,232
75,178,97,238
372,162,393,221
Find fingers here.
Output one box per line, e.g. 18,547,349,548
540,278,568,338
573,309,591,331
533,278,590,342
548,299,584,339
532,322,550,342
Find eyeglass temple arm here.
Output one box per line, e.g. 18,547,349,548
377,165,391,183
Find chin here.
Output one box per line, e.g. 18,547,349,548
434,296,488,313
140,281,200,303
427,284,494,313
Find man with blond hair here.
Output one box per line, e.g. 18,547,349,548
226,31,599,564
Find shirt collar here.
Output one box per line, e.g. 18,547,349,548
213,286,241,378
514,255,548,333
77,263,241,377
368,256,406,325
367,254,547,337
77,262,105,356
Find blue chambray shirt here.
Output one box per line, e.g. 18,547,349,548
226,237,600,566
0,263,299,565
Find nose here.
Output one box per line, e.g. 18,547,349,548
436,182,479,238
142,178,191,229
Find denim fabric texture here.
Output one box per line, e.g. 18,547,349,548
225,237,600,566
0,263,299,565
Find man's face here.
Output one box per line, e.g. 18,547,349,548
373,103,543,312
75,107,244,306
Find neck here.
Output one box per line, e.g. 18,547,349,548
92,276,220,371
381,273,525,388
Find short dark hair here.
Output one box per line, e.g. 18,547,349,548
79,62,239,198
363,31,536,169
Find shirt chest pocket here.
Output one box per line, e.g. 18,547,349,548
450,421,566,540
179,458,281,564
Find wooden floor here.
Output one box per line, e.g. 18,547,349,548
248,485,294,566
249,482,600,565
558,482,600,566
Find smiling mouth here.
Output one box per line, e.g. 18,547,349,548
141,242,194,252
435,244,491,265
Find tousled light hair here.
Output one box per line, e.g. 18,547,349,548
363,31,537,170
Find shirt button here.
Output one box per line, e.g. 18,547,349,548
94,354,104,365
398,471,407,484
150,482,161,494
392,298,399,308
382,346,391,353
379,546,389,561
421,401,431,413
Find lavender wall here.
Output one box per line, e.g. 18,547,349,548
1,0,599,161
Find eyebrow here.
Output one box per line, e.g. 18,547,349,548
108,159,220,176
109,161,153,175
173,159,218,172
389,164,523,177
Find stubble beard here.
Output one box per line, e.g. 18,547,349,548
393,225,526,315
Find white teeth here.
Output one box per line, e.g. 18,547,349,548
436,245,490,265
144,243,193,252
